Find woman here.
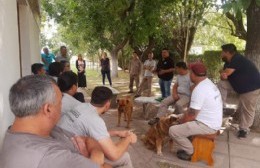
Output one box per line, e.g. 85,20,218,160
100,52,112,86
76,54,87,88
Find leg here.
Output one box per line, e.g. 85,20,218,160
117,112,121,127
146,76,153,96
174,95,190,114
156,138,163,155
106,70,112,86
164,79,172,98
169,121,216,155
136,77,147,96
239,89,260,131
157,96,175,117
159,78,165,98
217,80,233,107
129,74,134,92
135,74,140,91
101,70,106,85
105,152,133,168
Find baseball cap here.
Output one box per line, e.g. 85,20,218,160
189,63,207,76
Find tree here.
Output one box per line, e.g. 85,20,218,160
222,0,260,128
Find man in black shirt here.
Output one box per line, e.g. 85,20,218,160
218,43,260,138
155,48,175,101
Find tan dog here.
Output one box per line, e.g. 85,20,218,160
117,97,133,128
141,115,179,155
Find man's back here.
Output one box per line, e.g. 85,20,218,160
0,127,98,168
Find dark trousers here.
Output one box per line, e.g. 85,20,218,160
101,70,112,86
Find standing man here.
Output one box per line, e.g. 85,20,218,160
135,51,156,97
56,46,70,62
155,48,175,101
41,47,55,72
128,52,142,93
58,86,137,168
169,63,223,161
218,43,260,138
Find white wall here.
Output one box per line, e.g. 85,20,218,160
0,0,20,147
0,0,40,147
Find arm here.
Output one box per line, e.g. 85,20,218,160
159,68,175,74
172,83,179,101
179,108,199,123
220,68,235,80
98,132,136,161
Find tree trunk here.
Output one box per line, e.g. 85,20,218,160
245,0,260,128
110,49,119,77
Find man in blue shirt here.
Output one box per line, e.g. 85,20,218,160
218,43,260,139
41,47,55,72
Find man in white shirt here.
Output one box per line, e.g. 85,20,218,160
135,52,156,97
169,63,223,161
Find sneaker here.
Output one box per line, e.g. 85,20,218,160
134,94,141,98
155,97,164,102
237,130,248,139
177,151,192,161
148,117,160,125
128,91,134,93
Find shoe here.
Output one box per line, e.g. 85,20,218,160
128,91,134,93
134,94,141,98
237,130,248,139
155,97,164,102
177,151,192,161
148,117,160,125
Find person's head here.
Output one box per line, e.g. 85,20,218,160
102,52,107,58
43,47,49,55
60,60,71,72
60,46,67,57
78,54,83,60
189,63,207,84
90,86,113,114
31,63,45,75
221,43,237,62
57,71,78,96
48,62,64,77
132,52,138,59
161,48,169,58
175,62,188,75
147,52,154,60
9,75,62,127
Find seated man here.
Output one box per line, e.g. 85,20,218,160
31,63,46,75
48,62,64,81
58,71,85,102
58,86,137,168
149,62,192,125
0,75,109,168
169,63,222,161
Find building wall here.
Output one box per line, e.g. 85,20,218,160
0,0,40,147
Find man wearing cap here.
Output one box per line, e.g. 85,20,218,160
218,43,260,138
169,63,223,161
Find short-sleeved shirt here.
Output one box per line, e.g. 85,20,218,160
55,54,71,62
176,73,192,96
41,53,55,70
129,58,142,75
156,57,175,81
143,59,156,77
224,54,260,94
190,78,223,130
0,126,98,168
58,93,110,141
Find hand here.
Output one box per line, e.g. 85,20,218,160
71,136,89,157
118,130,132,138
172,94,179,101
220,72,228,80
158,70,164,75
127,132,137,144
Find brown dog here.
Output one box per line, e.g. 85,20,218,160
141,115,179,155
117,97,133,128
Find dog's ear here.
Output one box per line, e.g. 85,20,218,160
169,116,178,122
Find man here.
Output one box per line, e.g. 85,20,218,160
149,62,192,125
41,47,55,72
135,51,156,97
58,86,137,168
154,48,175,101
218,43,260,138
31,63,46,75
128,52,142,93
169,63,222,161
56,46,70,62
48,62,64,82
0,75,109,168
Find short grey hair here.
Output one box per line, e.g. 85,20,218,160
9,75,57,117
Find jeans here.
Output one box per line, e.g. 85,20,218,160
101,70,112,86
159,78,172,98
